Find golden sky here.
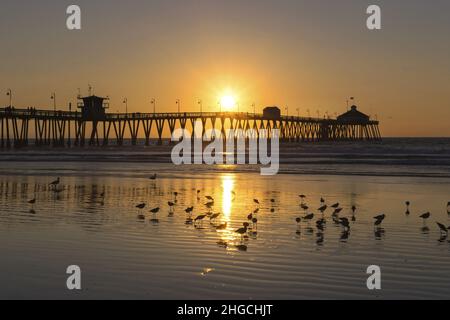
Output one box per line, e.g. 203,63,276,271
1,0,449,137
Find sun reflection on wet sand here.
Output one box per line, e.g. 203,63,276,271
221,174,235,218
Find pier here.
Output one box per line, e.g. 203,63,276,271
0,96,381,148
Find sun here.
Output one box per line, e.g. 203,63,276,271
220,94,236,111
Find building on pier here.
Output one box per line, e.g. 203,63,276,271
337,105,370,123
77,95,109,121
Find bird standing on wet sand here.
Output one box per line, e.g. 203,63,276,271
318,205,327,213
49,177,60,189
436,222,448,234
253,199,260,205
185,206,194,214
168,201,175,215
209,212,221,221
205,196,214,201
304,213,314,221
28,198,36,204
149,174,157,180
374,214,386,226
331,203,339,209
339,217,350,231
235,223,249,239
252,218,258,230
194,214,207,225
332,208,343,216
316,218,326,231
150,207,160,214
136,203,146,209
420,212,431,221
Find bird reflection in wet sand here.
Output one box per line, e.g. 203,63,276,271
351,205,357,222
421,226,430,234
374,228,386,240
316,232,324,246
295,217,301,234
405,201,411,215
168,201,175,216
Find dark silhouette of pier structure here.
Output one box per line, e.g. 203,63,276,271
0,95,381,148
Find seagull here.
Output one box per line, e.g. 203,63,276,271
405,201,411,214
205,196,214,201
331,203,340,209
253,199,260,205
235,223,249,238
304,213,314,221
195,214,207,223
209,212,221,221
235,244,248,252
339,217,350,231
252,218,258,230
436,222,448,234
150,207,160,214
168,201,175,208
320,198,325,204
374,214,386,226
49,177,60,187
28,198,36,204
316,218,326,231
247,213,253,220
333,208,343,215
318,205,327,213
351,205,356,213
420,212,431,221
300,204,309,211
136,203,146,209
299,195,306,199
295,217,301,225
205,202,214,210
149,174,157,180
270,199,275,203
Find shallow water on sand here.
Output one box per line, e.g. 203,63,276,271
0,162,449,299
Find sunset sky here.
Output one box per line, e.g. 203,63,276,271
0,0,449,137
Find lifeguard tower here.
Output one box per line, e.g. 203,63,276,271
77,95,109,121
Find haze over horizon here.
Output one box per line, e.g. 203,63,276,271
1,0,449,137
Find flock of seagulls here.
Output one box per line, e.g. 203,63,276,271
294,196,450,243
18,176,450,250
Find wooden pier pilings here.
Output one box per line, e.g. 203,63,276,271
0,107,382,148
